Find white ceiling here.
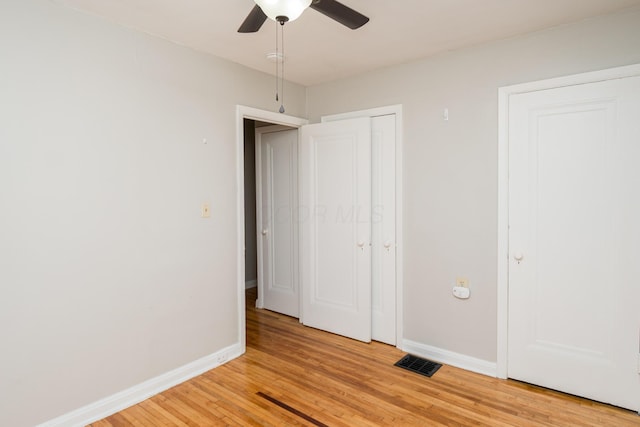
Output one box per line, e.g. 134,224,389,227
53,0,640,86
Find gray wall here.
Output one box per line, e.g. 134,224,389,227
306,6,640,364
0,1,305,426
2,0,640,424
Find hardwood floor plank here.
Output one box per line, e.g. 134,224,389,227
152,394,212,427
93,288,640,426
194,373,306,426
138,398,189,426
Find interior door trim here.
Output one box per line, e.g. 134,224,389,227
496,63,640,379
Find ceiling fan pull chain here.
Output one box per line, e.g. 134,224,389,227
275,20,279,102
279,20,285,114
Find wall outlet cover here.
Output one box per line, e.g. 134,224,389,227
453,286,470,299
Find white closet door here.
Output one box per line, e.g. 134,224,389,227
508,76,640,411
299,118,372,342
256,127,299,318
371,115,396,345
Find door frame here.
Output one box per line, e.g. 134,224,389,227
236,106,308,354
322,105,404,348
496,63,640,379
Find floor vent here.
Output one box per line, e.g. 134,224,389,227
394,354,442,377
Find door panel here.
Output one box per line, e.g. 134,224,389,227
371,115,396,345
300,118,372,342
256,127,299,317
508,76,640,411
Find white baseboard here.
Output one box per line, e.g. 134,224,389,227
245,279,257,289
401,339,497,378
38,343,244,427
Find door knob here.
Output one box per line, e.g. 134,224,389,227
262,229,268,236
357,241,365,247
384,241,392,252
514,253,524,263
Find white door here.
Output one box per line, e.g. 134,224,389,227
508,76,640,411
371,115,396,345
256,127,299,318
300,117,372,342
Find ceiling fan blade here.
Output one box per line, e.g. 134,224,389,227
309,0,369,30
238,5,268,33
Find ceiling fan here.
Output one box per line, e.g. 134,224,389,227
238,0,369,33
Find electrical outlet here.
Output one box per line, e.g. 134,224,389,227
201,203,211,218
456,277,469,288
216,353,228,365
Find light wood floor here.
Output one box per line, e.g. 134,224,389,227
92,288,639,426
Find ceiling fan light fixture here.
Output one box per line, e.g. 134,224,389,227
254,0,312,23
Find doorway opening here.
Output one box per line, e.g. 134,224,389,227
236,106,308,353
243,119,297,312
